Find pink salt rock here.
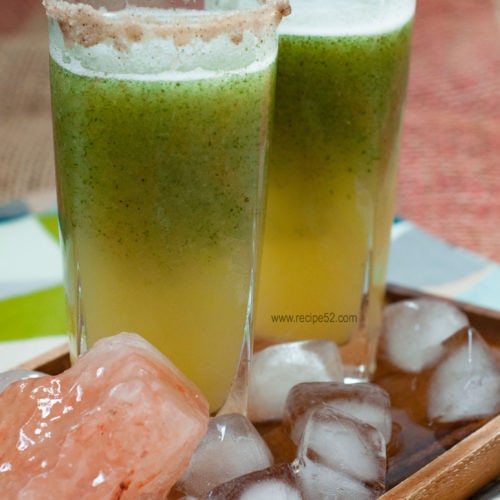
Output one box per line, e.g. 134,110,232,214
0,332,209,499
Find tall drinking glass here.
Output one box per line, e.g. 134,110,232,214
44,0,289,413
255,0,415,381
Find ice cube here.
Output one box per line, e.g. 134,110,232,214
284,382,392,445
295,458,378,500
381,298,469,372
0,332,209,499
0,369,45,393
427,327,500,423
205,463,301,500
248,340,343,422
295,405,386,498
177,413,273,498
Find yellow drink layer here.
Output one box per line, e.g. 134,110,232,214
258,169,372,345
66,241,250,412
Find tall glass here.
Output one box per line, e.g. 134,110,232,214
45,0,288,412
255,0,415,381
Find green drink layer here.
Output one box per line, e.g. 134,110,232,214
273,24,412,188
51,60,273,268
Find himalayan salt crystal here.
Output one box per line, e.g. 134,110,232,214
0,332,209,499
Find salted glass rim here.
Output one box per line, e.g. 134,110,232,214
42,0,291,50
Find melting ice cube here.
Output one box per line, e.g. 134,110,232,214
381,298,469,373
248,340,343,422
205,463,301,500
296,458,379,500
295,405,386,499
427,327,500,423
284,382,392,445
177,413,273,498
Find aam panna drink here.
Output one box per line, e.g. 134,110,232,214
255,0,415,380
46,0,287,412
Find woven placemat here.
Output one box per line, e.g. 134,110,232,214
397,0,500,262
0,3,55,204
0,0,499,261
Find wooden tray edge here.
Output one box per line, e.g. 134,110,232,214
380,415,500,499
18,343,70,374
386,283,500,322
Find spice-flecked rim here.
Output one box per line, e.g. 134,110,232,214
43,0,291,50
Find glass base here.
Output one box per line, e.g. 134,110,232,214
342,364,373,384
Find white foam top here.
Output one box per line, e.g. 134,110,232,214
48,7,278,81
280,0,415,37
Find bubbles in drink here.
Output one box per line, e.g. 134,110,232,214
177,413,273,498
248,340,343,422
380,298,469,372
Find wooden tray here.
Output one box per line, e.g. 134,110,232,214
17,284,500,499
380,285,500,499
